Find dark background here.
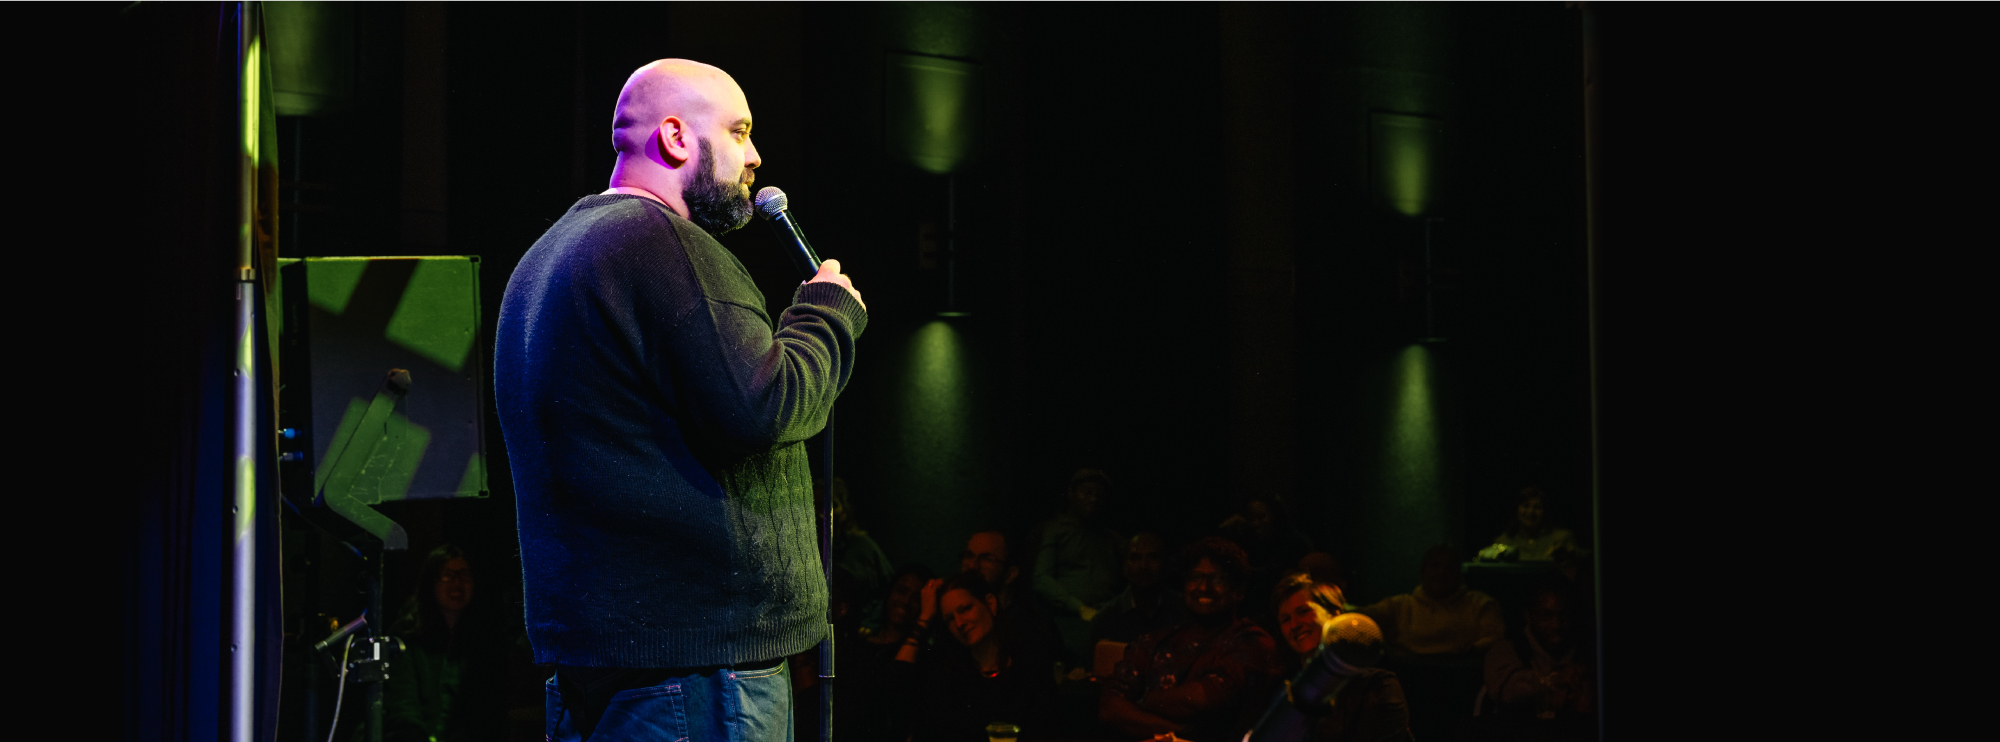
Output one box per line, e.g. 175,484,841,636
94,1,1946,740
263,1,1594,605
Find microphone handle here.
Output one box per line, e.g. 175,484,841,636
768,209,822,278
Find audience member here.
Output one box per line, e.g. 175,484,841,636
962,529,1059,655
823,477,897,625
1270,572,1349,664
1220,495,1317,602
1360,545,1504,658
1093,532,1185,646
383,545,507,742
1480,584,1594,738
1034,468,1126,662
963,529,1023,609
899,572,1057,740
837,565,933,742
1480,487,1579,563
1102,537,1278,742
1250,572,1413,742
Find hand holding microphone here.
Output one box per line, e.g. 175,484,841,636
807,260,865,311
757,187,866,311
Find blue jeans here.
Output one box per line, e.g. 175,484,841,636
547,662,794,742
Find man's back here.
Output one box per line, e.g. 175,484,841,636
495,194,866,669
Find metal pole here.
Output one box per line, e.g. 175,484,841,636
819,407,835,742
1580,4,1605,740
369,555,386,742
230,5,261,742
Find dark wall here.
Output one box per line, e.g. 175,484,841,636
267,0,1593,600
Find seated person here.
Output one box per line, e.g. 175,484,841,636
1102,538,1278,742
1483,585,1594,725
963,528,1059,658
897,573,1056,740
1252,573,1412,742
1359,545,1504,659
1481,487,1579,563
963,529,1024,610
1094,532,1185,646
383,545,507,742
824,477,897,624
835,565,932,742
1034,469,1125,661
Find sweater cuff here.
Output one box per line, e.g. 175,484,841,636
793,281,869,338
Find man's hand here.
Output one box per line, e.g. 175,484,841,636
807,259,866,311
1080,604,1100,621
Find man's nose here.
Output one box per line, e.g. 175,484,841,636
744,139,762,169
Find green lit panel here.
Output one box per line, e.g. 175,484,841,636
302,257,488,511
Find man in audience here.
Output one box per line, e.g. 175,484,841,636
1359,545,1504,658
1102,538,1278,742
1481,584,1594,736
963,530,1021,607
824,477,896,627
1093,532,1183,646
962,529,1059,665
1034,468,1125,662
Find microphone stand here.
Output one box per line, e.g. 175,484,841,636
818,409,835,742
764,208,836,742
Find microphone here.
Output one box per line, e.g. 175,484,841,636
755,187,822,279
1246,613,1387,742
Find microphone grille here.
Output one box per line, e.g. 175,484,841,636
754,187,788,219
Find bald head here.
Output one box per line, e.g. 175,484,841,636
612,59,748,157
601,59,761,235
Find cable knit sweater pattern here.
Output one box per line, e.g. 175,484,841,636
495,194,866,668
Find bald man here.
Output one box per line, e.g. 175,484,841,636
495,60,868,742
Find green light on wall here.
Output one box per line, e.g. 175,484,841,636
1371,112,1443,217
887,53,979,175
902,320,970,451
1384,344,1440,505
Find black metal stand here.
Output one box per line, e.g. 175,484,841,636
819,407,835,742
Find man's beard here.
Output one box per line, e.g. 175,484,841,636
684,139,754,237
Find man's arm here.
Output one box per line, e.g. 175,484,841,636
1139,634,1271,720
657,262,868,450
1101,686,1185,737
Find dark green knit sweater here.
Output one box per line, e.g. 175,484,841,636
495,194,866,668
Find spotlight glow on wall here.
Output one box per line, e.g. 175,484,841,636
1371,112,1443,217
887,53,979,175
1384,344,1440,506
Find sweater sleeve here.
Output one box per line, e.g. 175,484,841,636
655,251,869,451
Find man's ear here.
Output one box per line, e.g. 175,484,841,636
1005,566,1020,585
984,594,998,615
655,115,692,167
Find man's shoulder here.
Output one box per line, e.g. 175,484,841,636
531,195,685,265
